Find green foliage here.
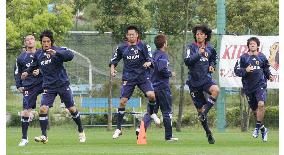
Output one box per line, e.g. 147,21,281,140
226,0,279,35
6,0,74,49
176,106,279,128
145,0,218,35
94,0,152,42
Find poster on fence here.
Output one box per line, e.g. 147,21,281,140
219,35,279,89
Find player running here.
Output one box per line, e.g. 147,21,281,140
234,37,273,142
184,25,219,144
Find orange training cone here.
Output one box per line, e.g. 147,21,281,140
137,120,147,145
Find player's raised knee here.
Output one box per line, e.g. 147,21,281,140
258,102,265,108
39,105,48,114
146,91,155,101
119,98,128,107
21,110,30,117
210,85,219,97
68,106,77,113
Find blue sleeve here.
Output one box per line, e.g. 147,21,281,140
143,44,153,63
14,58,22,88
209,47,217,68
184,45,202,66
109,46,122,67
25,53,39,74
234,57,247,77
262,55,272,79
157,55,172,78
55,47,74,62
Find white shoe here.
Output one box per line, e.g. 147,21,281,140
166,137,179,142
112,129,122,139
18,139,28,146
79,132,86,143
252,128,259,138
151,114,161,125
34,135,48,144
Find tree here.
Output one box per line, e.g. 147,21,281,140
226,0,279,35
94,0,152,42
146,0,204,131
6,0,74,49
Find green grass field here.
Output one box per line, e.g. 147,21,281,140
7,126,279,155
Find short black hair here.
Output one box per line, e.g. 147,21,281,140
23,34,36,44
247,37,260,47
40,30,54,45
192,25,212,42
126,25,139,34
154,34,167,49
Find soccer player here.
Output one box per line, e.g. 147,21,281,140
21,30,86,143
184,25,218,144
234,37,273,142
137,34,178,141
14,34,43,146
109,25,160,139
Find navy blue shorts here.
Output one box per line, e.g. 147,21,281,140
187,80,217,110
41,86,74,108
246,88,267,111
154,88,172,115
22,84,43,110
120,78,154,99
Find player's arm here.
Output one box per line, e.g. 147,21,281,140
262,56,273,81
48,47,74,62
234,57,248,77
142,44,154,68
109,46,122,76
209,48,218,72
157,55,172,78
14,58,23,92
184,45,202,66
21,53,39,80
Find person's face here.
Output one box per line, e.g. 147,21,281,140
249,41,258,52
126,30,138,44
41,36,52,50
195,30,207,43
25,35,36,48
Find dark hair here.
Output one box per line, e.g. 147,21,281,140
126,25,139,34
192,25,212,42
24,34,35,40
247,37,260,47
154,34,167,49
40,30,54,45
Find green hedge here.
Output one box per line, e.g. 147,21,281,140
7,106,278,128
175,106,278,128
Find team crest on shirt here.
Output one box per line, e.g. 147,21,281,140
204,52,208,58
255,61,259,65
134,49,138,54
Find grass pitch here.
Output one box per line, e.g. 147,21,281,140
7,126,278,155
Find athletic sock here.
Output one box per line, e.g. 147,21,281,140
71,110,84,133
39,114,48,137
117,108,125,130
21,116,29,139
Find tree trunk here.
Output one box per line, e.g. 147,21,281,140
240,88,249,132
176,62,185,132
176,0,190,132
107,74,113,131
